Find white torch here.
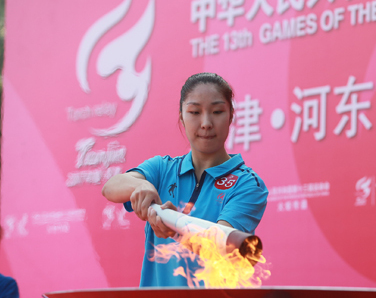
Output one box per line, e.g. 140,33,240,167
150,204,263,266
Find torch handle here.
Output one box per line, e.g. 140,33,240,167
150,204,234,236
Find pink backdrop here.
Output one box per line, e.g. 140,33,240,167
1,0,376,296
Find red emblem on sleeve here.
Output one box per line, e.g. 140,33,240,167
215,174,238,190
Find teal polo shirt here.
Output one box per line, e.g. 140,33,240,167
124,152,268,287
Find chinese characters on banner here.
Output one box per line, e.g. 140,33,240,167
191,0,330,33
189,0,376,56
227,75,373,152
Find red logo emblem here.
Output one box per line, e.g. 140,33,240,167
216,193,225,204
215,174,238,190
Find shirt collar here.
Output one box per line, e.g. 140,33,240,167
178,152,245,179
205,154,245,179
178,151,195,176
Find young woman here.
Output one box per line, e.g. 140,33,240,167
102,73,268,287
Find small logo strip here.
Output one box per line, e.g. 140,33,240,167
168,183,177,198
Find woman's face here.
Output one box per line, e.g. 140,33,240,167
180,83,232,156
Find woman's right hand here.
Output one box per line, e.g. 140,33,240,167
130,180,162,221
147,201,178,239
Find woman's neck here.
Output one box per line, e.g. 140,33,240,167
191,148,231,181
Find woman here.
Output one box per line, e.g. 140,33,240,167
102,73,268,287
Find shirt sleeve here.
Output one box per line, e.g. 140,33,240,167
0,274,20,298
217,172,268,234
123,155,163,212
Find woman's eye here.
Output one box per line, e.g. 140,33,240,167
189,111,199,115
214,111,224,114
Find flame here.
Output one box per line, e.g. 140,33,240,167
149,225,271,288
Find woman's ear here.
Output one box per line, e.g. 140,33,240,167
229,109,234,125
179,111,184,126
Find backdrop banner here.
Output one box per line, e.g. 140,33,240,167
1,0,376,296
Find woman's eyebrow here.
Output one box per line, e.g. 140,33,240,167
185,100,226,106
185,101,200,106
212,101,226,105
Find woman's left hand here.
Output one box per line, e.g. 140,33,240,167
147,201,178,239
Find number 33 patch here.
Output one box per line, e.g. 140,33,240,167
214,174,238,190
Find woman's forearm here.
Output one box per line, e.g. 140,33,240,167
102,172,146,203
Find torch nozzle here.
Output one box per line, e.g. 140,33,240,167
227,230,263,266
239,235,263,266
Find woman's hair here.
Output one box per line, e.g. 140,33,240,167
180,73,234,114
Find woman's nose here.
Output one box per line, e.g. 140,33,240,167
201,114,213,129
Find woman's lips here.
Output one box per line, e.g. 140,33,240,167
198,135,216,139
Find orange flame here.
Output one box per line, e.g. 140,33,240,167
149,225,271,288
